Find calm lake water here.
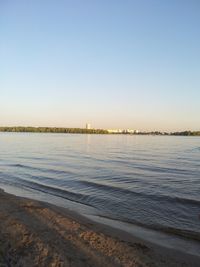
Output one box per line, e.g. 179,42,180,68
0,133,200,244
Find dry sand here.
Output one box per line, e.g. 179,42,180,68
0,189,199,267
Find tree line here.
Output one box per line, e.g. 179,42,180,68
0,127,199,136
171,131,200,136
0,127,108,134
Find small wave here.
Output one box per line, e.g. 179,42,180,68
9,177,96,209
133,164,195,175
80,180,141,196
174,196,200,205
80,180,200,207
8,163,74,176
2,171,200,208
99,214,200,242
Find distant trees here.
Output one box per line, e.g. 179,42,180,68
0,127,199,136
171,131,200,136
0,127,108,134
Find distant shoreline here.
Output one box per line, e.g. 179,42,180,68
0,126,200,136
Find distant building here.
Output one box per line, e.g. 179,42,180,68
86,123,91,130
107,129,123,134
123,129,135,134
108,129,138,134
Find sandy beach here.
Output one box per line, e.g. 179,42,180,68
0,189,199,267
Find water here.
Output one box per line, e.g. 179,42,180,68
0,132,200,248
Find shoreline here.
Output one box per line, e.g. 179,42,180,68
0,189,199,267
1,182,200,258
0,130,200,137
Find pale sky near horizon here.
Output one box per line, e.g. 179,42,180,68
1,0,200,131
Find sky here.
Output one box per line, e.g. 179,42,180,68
0,0,200,131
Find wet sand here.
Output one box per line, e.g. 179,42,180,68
0,189,199,267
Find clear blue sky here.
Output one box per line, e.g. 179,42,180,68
1,0,200,131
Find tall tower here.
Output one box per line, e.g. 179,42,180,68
86,123,91,130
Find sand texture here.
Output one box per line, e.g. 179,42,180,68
0,189,199,267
